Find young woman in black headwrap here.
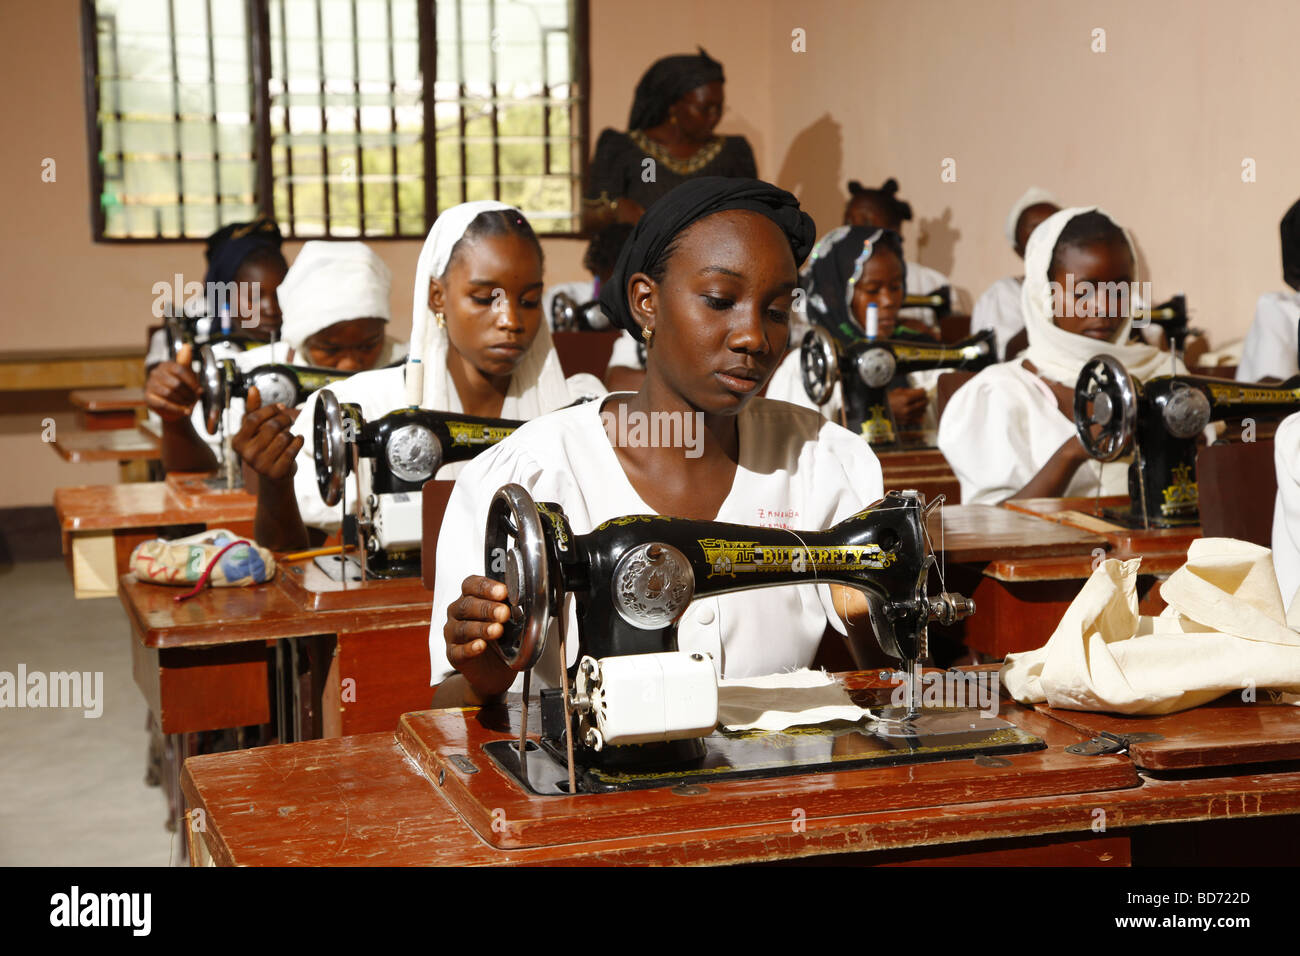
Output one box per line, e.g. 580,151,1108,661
430,177,886,707
1238,198,1300,382
143,218,290,473
582,48,757,231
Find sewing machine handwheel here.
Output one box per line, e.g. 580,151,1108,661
551,291,577,332
314,388,349,507
198,345,227,436
1074,354,1136,462
800,325,838,405
484,483,553,671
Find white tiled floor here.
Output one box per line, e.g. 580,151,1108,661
0,560,177,865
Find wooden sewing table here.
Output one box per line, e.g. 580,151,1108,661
54,474,257,598
180,671,1300,867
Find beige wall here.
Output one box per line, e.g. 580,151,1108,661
2,0,1297,506
767,0,1300,325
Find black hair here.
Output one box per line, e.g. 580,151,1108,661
1049,210,1131,275
846,178,913,225
442,209,545,277
583,222,635,277
233,244,289,277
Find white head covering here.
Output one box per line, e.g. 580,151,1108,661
1005,187,1060,248
1020,206,1178,386
278,241,392,353
406,201,572,414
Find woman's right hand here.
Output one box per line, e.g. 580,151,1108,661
888,386,929,427
231,386,302,483
144,343,201,422
442,575,517,700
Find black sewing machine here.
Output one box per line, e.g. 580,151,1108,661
164,312,264,360
1129,295,1202,362
1075,354,1300,527
198,345,352,436
313,389,525,579
902,286,952,319
477,484,1044,796
800,327,996,446
550,291,609,332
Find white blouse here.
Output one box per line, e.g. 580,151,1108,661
1272,412,1300,613
1238,291,1300,382
970,275,1024,361
427,395,885,687
937,360,1129,505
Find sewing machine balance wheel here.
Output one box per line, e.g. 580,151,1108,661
198,344,227,437
1074,354,1137,462
800,325,838,405
485,483,554,671
314,388,349,507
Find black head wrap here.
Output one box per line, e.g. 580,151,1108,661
627,47,725,132
801,226,906,346
599,177,816,334
1282,198,1300,292
204,218,284,286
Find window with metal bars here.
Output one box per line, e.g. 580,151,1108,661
82,0,589,241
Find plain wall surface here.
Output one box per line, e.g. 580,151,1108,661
2,0,1298,506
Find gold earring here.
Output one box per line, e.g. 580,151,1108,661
434,311,446,329
642,325,653,344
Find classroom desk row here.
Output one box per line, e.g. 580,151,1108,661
180,671,1300,867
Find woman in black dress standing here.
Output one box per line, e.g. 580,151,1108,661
583,48,757,231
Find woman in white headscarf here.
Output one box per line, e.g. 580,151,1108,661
238,201,604,551
970,187,1060,361
938,206,1182,505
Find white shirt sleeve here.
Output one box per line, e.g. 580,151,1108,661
605,332,643,373
1239,292,1300,382
1272,413,1300,614
938,366,1052,505
970,276,1024,361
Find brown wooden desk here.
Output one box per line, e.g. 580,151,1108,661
54,477,256,598
69,387,146,431
880,446,961,504
180,673,1300,867
946,496,1203,660
49,422,159,464
121,564,436,829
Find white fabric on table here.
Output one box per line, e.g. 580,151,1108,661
1002,539,1300,715
717,669,869,731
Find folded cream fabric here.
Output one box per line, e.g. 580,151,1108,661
1002,538,1300,715
717,669,870,731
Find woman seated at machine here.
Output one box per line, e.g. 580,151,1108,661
1238,197,1300,383
429,177,889,707
145,240,399,474
970,187,1061,361
764,225,932,431
843,178,951,331
235,201,605,552
938,206,1183,505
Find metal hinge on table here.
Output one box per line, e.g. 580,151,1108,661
1066,731,1163,756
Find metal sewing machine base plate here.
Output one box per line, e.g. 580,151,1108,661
482,707,1045,796
1099,505,1198,530
311,553,419,582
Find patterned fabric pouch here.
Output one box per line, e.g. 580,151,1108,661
131,528,276,597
